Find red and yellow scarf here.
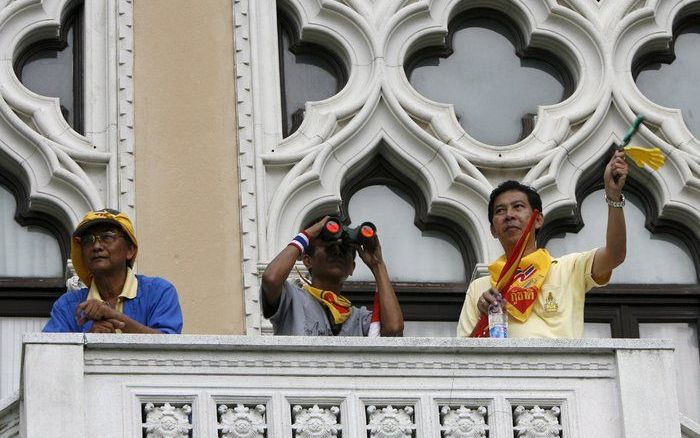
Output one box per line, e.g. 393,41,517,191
488,248,551,322
302,284,352,325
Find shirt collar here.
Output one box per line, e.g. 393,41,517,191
87,267,139,302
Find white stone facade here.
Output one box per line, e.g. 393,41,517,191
235,0,700,334
0,0,134,230
6,334,691,437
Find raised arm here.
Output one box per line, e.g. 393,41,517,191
592,150,628,283
260,217,328,316
358,235,404,336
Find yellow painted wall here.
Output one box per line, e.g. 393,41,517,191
133,0,244,334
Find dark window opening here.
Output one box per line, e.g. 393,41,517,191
277,9,347,137
14,3,84,134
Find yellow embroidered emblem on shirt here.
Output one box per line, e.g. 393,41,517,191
544,292,559,313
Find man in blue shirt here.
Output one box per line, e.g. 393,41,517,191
43,209,183,334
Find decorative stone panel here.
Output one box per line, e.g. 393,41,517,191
0,0,134,230
291,404,341,438
217,404,267,438
142,403,193,438
512,405,563,438
439,405,489,438
366,405,415,438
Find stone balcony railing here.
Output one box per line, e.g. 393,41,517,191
1,334,694,437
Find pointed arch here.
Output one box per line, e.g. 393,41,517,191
332,152,476,322
340,154,477,276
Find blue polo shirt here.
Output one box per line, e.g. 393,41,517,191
42,275,183,334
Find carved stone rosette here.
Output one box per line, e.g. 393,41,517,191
142,403,192,438
291,404,341,438
218,404,267,438
440,405,489,438
513,405,563,438
366,405,415,438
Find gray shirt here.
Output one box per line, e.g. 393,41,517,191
263,281,372,336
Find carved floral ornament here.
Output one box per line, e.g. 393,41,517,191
440,405,489,438
513,405,563,438
366,405,415,438
218,404,267,438
291,404,341,438
142,403,192,438
236,0,700,334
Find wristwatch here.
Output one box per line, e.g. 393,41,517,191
605,193,625,208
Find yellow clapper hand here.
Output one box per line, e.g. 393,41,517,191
624,145,665,171
618,115,666,171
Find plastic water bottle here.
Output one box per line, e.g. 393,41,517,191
488,297,508,338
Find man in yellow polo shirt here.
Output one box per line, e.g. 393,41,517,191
457,150,628,338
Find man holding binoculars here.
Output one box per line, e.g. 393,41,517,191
260,216,404,336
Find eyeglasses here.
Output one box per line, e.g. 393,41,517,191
79,231,122,247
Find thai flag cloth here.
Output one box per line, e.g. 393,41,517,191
367,292,381,338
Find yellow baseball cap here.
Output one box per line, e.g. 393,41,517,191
70,209,138,286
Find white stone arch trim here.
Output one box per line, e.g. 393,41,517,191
0,0,95,155
609,0,700,226
0,0,134,231
384,0,606,164
533,102,700,239
613,0,700,152
264,96,494,263
275,0,376,155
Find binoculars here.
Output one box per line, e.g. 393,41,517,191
319,217,376,245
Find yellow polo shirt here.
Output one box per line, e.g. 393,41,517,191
457,249,608,338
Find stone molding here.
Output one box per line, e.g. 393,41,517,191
234,0,700,334
49,335,662,378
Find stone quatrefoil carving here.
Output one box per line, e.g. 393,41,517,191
440,405,489,438
366,405,415,438
218,404,267,438
279,8,570,146
513,405,563,438
142,403,192,438
291,404,341,438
